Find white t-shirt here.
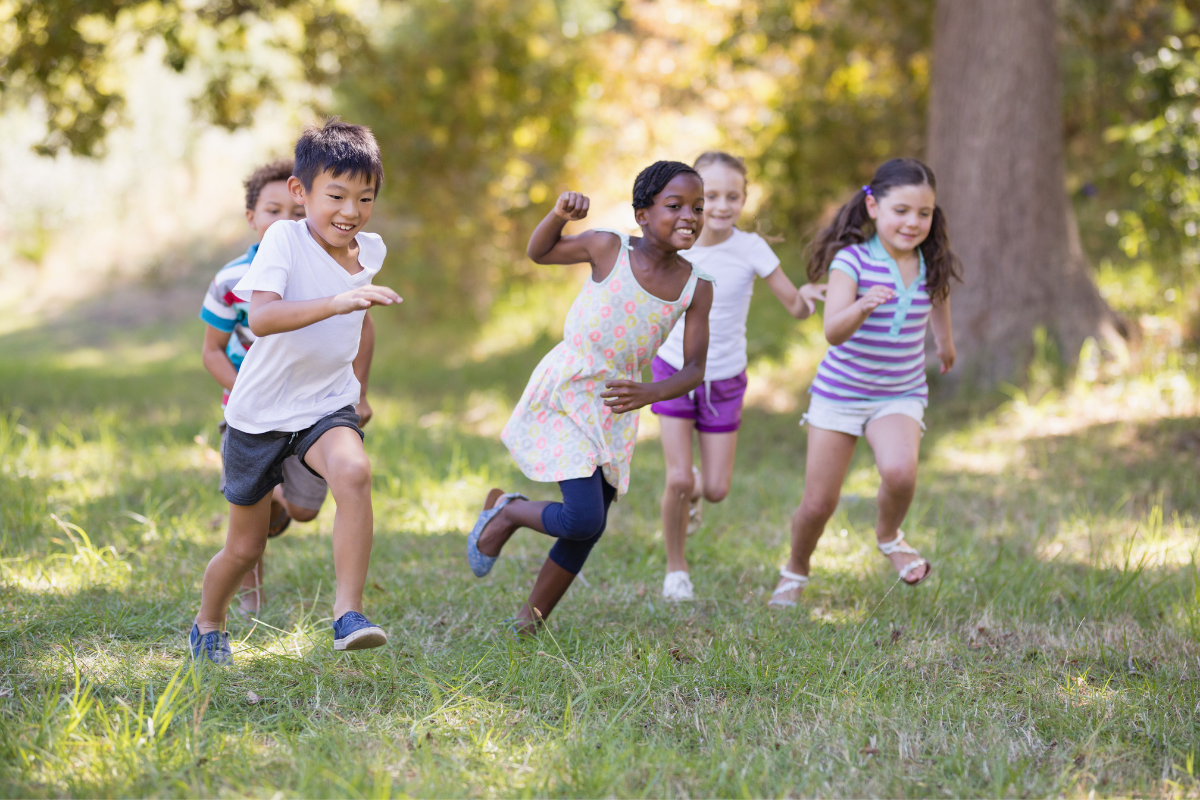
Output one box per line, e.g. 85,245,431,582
657,228,780,380
223,219,385,434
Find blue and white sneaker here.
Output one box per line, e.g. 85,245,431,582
466,490,528,578
332,611,387,651
189,623,233,666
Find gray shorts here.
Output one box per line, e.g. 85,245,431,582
219,407,360,507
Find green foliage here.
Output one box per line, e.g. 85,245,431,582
1061,1,1200,322
336,0,589,316
736,0,932,231
0,0,361,155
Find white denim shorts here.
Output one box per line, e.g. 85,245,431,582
801,395,926,437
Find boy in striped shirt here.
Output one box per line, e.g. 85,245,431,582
200,159,377,615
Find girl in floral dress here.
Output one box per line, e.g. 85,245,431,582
467,161,715,633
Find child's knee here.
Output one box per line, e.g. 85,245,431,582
703,481,730,504
878,462,917,494
226,537,266,567
286,502,320,523
664,467,695,498
326,455,372,495
798,493,838,523
561,505,606,539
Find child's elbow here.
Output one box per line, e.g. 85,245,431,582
247,315,271,338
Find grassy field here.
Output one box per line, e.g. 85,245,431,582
2,274,1200,798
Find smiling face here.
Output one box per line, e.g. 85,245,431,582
635,172,705,251
697,163,746,237
289,169,377,251
866,182,936,256
246,180,305,241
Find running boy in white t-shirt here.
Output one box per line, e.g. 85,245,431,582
653,152,826,601
200,159,379,618
190,118,401,664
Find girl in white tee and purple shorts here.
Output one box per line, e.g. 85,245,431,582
653,152,826,602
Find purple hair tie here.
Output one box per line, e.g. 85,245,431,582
862,185,873,196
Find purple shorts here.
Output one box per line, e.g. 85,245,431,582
649,356,748,434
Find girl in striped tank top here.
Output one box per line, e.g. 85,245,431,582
770,158,962,607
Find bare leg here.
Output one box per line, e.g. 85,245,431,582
238,485,290,614
476,499,553,558
659,416,697,573
513,557,577,634
197,494,273,633
238,558,264,615
302,427,376,620
696,430,738,503
771,426,858,604
863,414,929,583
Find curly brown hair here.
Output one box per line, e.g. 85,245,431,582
806,158,962,301
243,159,295,211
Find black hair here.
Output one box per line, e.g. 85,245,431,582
632,160,701,210
243,158,294,211
293,117,384,194
806,157,962,301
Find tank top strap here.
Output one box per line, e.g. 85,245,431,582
592,227,631,251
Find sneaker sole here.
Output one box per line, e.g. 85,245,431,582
334,627,388,651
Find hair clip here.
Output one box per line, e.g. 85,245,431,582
862,185,873,196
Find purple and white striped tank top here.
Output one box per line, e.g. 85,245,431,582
810,235,932,405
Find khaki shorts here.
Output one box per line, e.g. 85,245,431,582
218,421,330,510
801,395,926,438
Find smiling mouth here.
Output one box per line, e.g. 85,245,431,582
332,222,355,233
676,228,695,236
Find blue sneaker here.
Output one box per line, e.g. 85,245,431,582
189,624,233,665
332,611,387,651
466,491,528,577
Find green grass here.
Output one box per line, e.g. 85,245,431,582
2,282,1200,798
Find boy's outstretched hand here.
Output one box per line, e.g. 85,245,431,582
331,285,402,315
553,192,590,221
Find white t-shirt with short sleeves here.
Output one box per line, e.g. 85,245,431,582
656,228,780,381
223,219,385,434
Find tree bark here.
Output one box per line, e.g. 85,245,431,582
927,0,1124,390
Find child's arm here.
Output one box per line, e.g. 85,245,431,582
353,311,375,426
201,326,238,392
247,285,401,337
527,192,621,275
930,296,955,373
762,268,827,320
822,270,894,345
600,279,713,414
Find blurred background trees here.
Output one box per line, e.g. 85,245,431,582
0,0,1197,390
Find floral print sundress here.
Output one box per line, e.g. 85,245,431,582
501,229,710,497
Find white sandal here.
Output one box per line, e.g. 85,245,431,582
877,530,932,585
768,567,809,608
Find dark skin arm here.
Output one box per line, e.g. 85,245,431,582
526,192,623,281
600,278,713,414
352,311,375,426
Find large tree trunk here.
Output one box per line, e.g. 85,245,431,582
927,0,1125,390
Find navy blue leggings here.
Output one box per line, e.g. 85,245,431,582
541,468,617,574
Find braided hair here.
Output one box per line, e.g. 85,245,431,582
806,157,963,301
632,160,701,209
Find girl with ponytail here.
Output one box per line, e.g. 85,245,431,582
770,158,962,607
